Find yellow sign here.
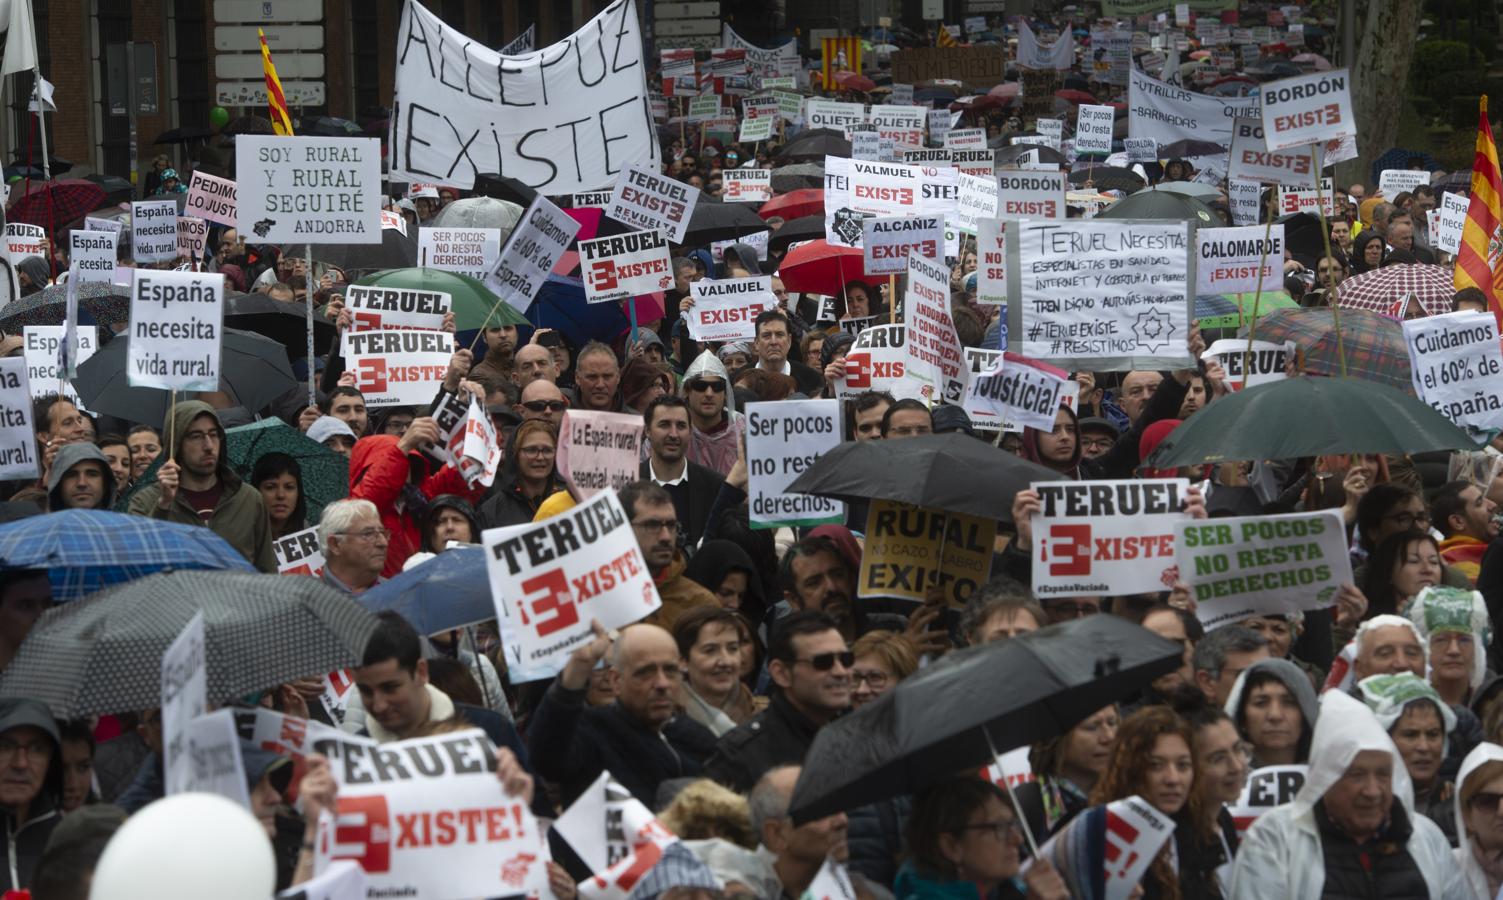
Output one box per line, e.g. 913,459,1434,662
858,499,997,606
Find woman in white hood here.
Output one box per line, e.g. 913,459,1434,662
1229,690,1462,899
1455,741,1503,899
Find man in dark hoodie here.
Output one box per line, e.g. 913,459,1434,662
0,698,63,893
126,400,276,572
44,443,116,511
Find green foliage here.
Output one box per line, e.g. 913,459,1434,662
1411,39,1486,103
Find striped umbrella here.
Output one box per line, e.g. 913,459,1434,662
1335,264,1454,317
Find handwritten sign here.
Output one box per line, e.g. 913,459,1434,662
1403,310,1503,438
236,136,382,244
555,410,643,500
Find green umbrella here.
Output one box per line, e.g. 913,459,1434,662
355,267,529,331
1144,376,1481,468
1194,291,1298,329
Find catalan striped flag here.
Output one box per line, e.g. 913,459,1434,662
259,28,294,136
1456,95,1503,328
821,37,862,93
937,25,958,47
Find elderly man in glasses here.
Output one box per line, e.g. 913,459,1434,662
679,349,745,476
317,499,390,595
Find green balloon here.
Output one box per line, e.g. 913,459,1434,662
209,107,230,129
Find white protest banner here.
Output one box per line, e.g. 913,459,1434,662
84,216,122,236
1277,179,1335,217
273,525,326,577
1403,310,1503,437
391,0,657,194
556,410,642,500
739,114,775,143
23,326,97,405
1128,67,1257,149
863,215,944,275
278,859,366,900
556,771,677,900
686,276,778,342
723,26,799,80
711,230,769,263
975,218,1006,306
236,136,381,244
605,163,700,243
578,230,674,303
130,201,179,263
1075,104,1116,155
1195,225,1284,295
459,395,502,488
162,611,208,796
417,227,502,282
1017,21,1075,70
867,105,927,147
1227,178,1262,226
1125,137,1158,163
1012,220,1193,371
128,269,224,391
1031,479,1189,597
312,730,551,900
1201,339,1294,391
1177,511,1350,630
1228,765,1307,837
952,173,998,235
944,128,986,150
339,285,450,355
499,22,536,55
1435,192,1469,255
835,324,925,401
997,169,1066,219
487,192,581,315
965,353,1069,432
746,399,844,529
176,216,209,261
0,359,37,481
345,330,453,407
905,253,967,404
3,224,44,264
179,709,251,808
1035,118,1064,149
1259,69,1355,152
848,159,925,217
483,488,660,682
1379,168,1429,198
722,168,772,203
185,171,238,225
806,98,866,130
1227,116,1318,188
69,231,116,284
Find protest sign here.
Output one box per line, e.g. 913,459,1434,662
858,500,996,607
556,771,677,900
417,227,502,282
975,218,1006,306
848,160,925,217
890,83,914,105
965,353,1069,432
997,170,1066,219
606,163,700,243
944,128,986,150
131,201,179,263
578,230,674,303
1259,69,1355,151
1379,168,1429,198
1201,339,1294,390
1075,104,1115,155
774,90,803,122
904,252,967,404
1127,68,1256,149
84,216,122,236
273,525,326,577
738,113,775,142
1403,310,1503,437
573,190,615,209
162,611,207,796
806,98,866,130
1011,220,1193,371
1434,192,1469,255
723,26,799,80
851,129,881,162
927,108,953,145
23,326,97,407
499,22,536,54
746,400,844,529
1125,137,1158,163
176,216,209,261
487,193,581,315
312,730,550,900
961,349,1004,428
891,46,1007,88
1227,179,1262,227
710,231,769,263
390,0,657,194
3,224,44,264
453,396,501,488
555,408,643,502
952,173,998,235
686,277,778,342
684,95,718,124
1227,116,1318,188
742,96,780,122
1195,225,1285,295
128,269,224,391
482,488,661,682
179,709,251,808
661,49,696,96
0,359,37,481
339,285,450,356
1034,118,1064,150
1016,21,1075,70
1228,765,1307,837
1099,797,1175,900
722,168,773,203
835,324,925,401
1177,511,1350,630
379,210,409,236
70,230,117,284
867,105,927,147
1031,479,1189,597
345,330,452,407
185,171,238,225
279,860,366,900
236,136,382,244
1277,178,1335,217
950,149,996,178
863,215,943,275
984,746,1036,792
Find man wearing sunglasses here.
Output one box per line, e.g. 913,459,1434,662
515,380,569,428
678,351,744,477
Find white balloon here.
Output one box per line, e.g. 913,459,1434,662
88,792,275,900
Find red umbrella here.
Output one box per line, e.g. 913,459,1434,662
988,82,1022,99
834,71,877,93
777,240,883,295
1054,89,1097,105
8,179,108,228
759,189,824,221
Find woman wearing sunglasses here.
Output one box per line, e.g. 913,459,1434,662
477,420,563,529
1457,742,1503,899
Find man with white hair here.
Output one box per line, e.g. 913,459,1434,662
317,499,388,595
1230,690,1463,898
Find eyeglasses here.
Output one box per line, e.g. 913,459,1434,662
1471,790,1503,813
339,527,391,542
521,400,568,412
0,737,51,760
632,519,681,535
963,819,1021,841
795,651,855,671
517,445,554,458
851,671,889,689
688,380,726,394
1384,510,1431,528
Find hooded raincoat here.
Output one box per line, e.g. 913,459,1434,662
1454,741,1503,900
45,442,116,511
1019,402,1083,479
1223,658,1320,766
680,350,745,476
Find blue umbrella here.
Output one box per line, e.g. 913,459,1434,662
356,546,495,635
529,273,630,348
0,509,256,600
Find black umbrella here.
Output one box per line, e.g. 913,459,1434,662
473,173,539,208
0,570,378,718
313,226,418,275
768,215,826,253
678,198,769,248
143,193,190,214
224,291,339,358
153,125,213,145
1096,188,1224,225
83,173,134,206
775,128,852,163
1278,212,1329,264
1434,171,1471,196
789,615,1183,823
1066,166,1145,193
771,163,825,194
10,152,73,174
72,327,296,424
785,433,1066,522
223,115,276,136
299,115,363,137
1158,139,1225,158
996,143,1067,167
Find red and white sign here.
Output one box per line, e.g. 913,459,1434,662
997,170,1065,219
984,746,1036,791
1259,68,1355,152
1201,339,1294,390
1030,479,1190,598
848,160,925,216
904,252,966,404
273,525,326,577
556,771,678,900
555,410,644,502
4,223,45,263
1228,765,1307,837
1100,797,1176,900
185,171,238,225
1227,117,1319,188
344,330,454,408
834,324,925,402
965,353,1070,432
867,105,926,147
863,214,943,275
605,164,700,244
722,169,773,203
339,285,451,355
459,395,501,488
1277,179,1335,217
578,230,674,304
685,276,778,342
1195,225,1285,295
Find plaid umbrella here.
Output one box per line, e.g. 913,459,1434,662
0,282,131,330
1335,264,1454,317
777,240,883,295
759,189,823,221
8,179,108,228
0,510,255,601
1242,307,1412,391
0,570,379,718
1194,291,1298,328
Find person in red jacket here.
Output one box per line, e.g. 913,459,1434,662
347,417,484,578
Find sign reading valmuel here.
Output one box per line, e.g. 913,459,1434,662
236,136,382,244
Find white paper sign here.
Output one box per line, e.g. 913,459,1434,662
1101,797,1176,900
555,771,678,899
418,227,502,282
739,114,775,143
1031,479,1189,597
578,230,675,303
849,160,925,217
975,218,1007,306
1195,225,1285,295
345,330,454,407
605,163,700,243
806,98,865,130
945,128,986,150
459,395,502,488
1227,178,1263,226
1228,765,1307,837
1277,178,1336,217
176,216,209,261
1379,169,1430,198
953,173,999,235
965,353,1068,432
997,170,1066,219
128,269,224,391
1124,138,1158,163
555,410,643,500
2,224,44,266
835,324,926,401
185,171,238,225
1434,192,1469,255
1404,310,1503,437
1227,117,1319,188
273,525,327,577
905,253,966,404
1201,339,1294,390
867,105,927,147
1259,68,1355,152
23,326,97,407
131,201,180,264
722,169,772,203
487,193,582,314
863,215,944,275
1035,118,1064,150
161,611,208,796
803,857,856,900
84,216,123,236
179,709,250,808
745,399,844,529
0,359,37,481
236,136,382,244
1075,104,1116,155
70,231,117,284
686,276,778,342
1179,511,1351,630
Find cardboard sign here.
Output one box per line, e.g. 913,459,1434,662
1259,68,1355,152
482,488,661,683
863,215,944,275
1127,68,1256,149
997,170,1066,219
965,353,1069,432
1075,104,1116,155
805,98,865,130
0,359,37,481
176,216,209,261
1227,117,1318,188
1228,765,1307,837
70,230,117,284
578,230,674,303
23,326,97,407
1201,339,1293,390
1031,479,1189,597
835,324,925,401
1379,169,1430,198
1178,511,1351,630
722,169,772,203
131,200,179,263
345,330,453,407
685,276,777,342
555,410,643,501
904,252,966,404
128,269,224,392
1434,192,1469,255
1195,225,1285,295
746,400,844,530
1403,310,1503,438
185,171,238,225
162,611,208,796
417,227,502,282
311,730,551,900
274,525,327,577
555,771,677,900
236,136,382,244
391,0,657,194
858,499,997,607
605,163,700,244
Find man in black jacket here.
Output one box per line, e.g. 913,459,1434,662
752,310,825,397
528,621,717,806
0,698,61,893
640,396,725,548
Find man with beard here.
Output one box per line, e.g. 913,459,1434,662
640,396,724,548
620,480,716,632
